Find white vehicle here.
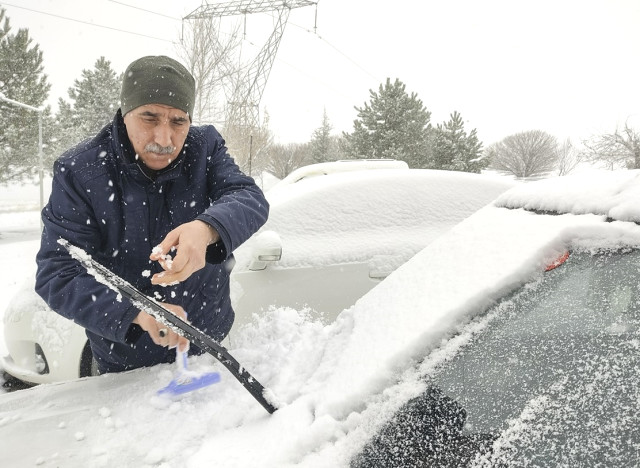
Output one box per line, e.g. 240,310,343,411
1,169,638,467
231,168,515,329
2,167,515,385
268,159,408,192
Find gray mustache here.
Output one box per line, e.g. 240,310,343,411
145,143,176,154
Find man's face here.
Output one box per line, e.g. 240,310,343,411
123,103,190,171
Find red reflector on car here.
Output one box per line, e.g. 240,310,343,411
545,251,570,271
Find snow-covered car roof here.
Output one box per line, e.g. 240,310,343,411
234,168,516,271
267,159,409,192
495,169,640,221
1,169,638,467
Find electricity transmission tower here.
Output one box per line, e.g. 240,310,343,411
184,1,316,150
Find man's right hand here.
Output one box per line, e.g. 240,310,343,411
132,304,189,352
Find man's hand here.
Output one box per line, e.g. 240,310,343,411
133,304,189,352
150,220,219,285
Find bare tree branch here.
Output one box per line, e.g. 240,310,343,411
487,130,558,179
265,142,311,179
556,138,583,176
176,18,243,126
582,122,640,170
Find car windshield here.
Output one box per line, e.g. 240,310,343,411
354,248,640,467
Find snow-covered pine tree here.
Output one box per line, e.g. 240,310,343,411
431,111,485,173
51,57,122,158
343,78,432,168
0,8,51,183
310,109,333,164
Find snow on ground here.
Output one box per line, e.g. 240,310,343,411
1,170,639,466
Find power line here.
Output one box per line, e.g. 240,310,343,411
235,8,379,105
313,34,379,83
273,50,354,101
265,10,380,83
106,0,180,21
0,1,175,43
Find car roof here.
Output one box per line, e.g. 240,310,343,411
494,169,640,222
265,168,516,226
268,159,409,193
233,169,517,270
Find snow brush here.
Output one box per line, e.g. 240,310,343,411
59,238,278,414
157,345,221,397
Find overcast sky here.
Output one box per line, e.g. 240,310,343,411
2,0,639,147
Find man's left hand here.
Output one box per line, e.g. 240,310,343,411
150,220,219,285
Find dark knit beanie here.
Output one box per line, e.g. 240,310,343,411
120,55,195,118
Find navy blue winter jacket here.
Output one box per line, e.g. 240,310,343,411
35,111,269,373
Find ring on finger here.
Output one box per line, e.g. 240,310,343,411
158,328,168,338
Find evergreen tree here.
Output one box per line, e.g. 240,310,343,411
0,8,52,183
310,109,333,164
343,78,432,168
51,57,122,157
308,109,346,163
431,111,485,173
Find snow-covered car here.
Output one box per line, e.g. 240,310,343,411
1,169,638,466
267,158,409,192
1,167,515,386
231,168,516,329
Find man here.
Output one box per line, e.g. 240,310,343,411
35,56,269,374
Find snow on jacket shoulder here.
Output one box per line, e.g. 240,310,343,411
35,112,269,373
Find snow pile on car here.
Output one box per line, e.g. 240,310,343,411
495,169,640,221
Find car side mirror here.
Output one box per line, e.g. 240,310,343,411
249,231,282,271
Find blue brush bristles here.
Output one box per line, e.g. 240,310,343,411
157,345,221,397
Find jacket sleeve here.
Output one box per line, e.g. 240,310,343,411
35,159,140,343
195,127,270,263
